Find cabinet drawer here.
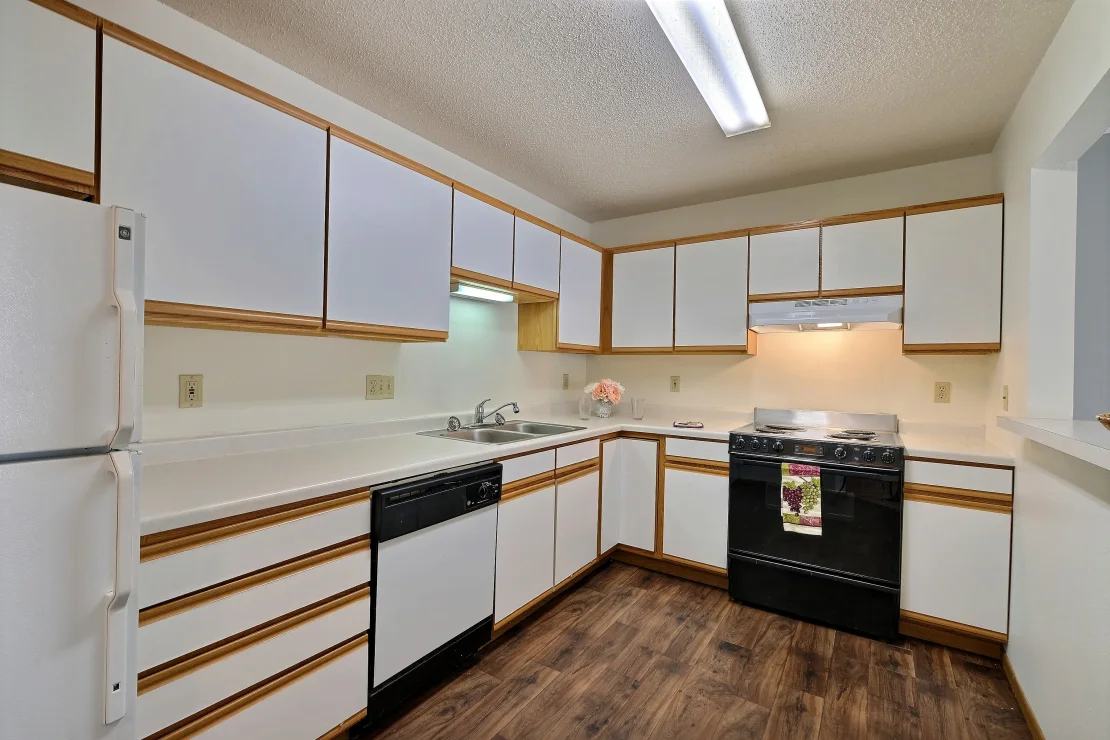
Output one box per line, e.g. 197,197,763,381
556,439,600,468
499,449,556,485
139,491,371,609
905,460,1012,495
138,541,371,673
666,437,729,463
137,590,369,739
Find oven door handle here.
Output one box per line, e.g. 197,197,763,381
729,552,901,593
730,456,902,483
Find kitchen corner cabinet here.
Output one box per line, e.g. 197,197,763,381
0,0,96,195
674,234,751,351
494,485,556,623
554,469,600,584
662,467,728,569
748,226,820,299
513,215,561,295
327,133,452,339
557,236,603,350
820,215,904,295
451,187,514,286
601,438,658,551
903,200,1003,352
101,37,327,321
611,246,675,351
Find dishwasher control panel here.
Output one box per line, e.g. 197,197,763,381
374,462,503,543
468,480,501,509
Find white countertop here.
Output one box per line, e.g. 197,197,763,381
997,416,1110,471
898,432,1013,467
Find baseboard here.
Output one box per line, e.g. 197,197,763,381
491,556,607,639
1003,652,1046,740
898,610,1006,659
612,547,728,590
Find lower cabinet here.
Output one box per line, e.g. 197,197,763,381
601,438,659,552
662,467,728,569
494,485,556,623
554,470,600,584
901,499,1011,634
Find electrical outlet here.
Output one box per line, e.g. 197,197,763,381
366,375,395,400
562,373,570,390
178,374,203,408
1002,384,1009,411
670,375,681,393
934,381,952,404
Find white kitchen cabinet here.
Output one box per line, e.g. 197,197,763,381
327,135,452,335
662,468,728,569
557,236,602,349
0,0,96,174
748,226,820,297
494,486,556,623
600,440,621,553
903,201,1003,350
452,188,514,284
607,438,658,551
611,247,675,350
674,235,749,349
554,471,600,585
901,500,1011,634
101,38,327,318
820,216,904,294
513,216,561,294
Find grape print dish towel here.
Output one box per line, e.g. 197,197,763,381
781,463,822,535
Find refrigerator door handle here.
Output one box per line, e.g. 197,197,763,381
111,208,144,449
105,451,138,724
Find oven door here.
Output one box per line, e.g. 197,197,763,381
728,456,902,586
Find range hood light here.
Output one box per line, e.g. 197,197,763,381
450,282,514,303
749,296,904,333
816,322,846,329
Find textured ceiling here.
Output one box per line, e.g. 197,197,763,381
160,0,1072,222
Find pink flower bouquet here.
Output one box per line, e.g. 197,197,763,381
584,379,624,417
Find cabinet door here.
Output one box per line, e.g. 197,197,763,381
557,237,602,349
554,471,600,584
821,217,904,293
901,500,1011,633
101,38,326,318
494,487,555,623
618,439,658,551
662,468,728,568
600,440,621,553
513,216,560,294
452,188,514,284
674,236,749,348
749,227,820,297
327,135,452,334
612,247,675,350
0,0,96,173
904,202,1002,349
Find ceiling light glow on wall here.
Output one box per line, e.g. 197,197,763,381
450,282,514,303
645,0,769,137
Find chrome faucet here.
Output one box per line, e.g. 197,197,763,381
473,398,520,426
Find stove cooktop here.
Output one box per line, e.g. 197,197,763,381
730,411,904,469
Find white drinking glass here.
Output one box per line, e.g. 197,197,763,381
632,397,646,420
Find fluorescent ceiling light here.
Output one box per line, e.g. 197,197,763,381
451,282,514,303
645,0,769,137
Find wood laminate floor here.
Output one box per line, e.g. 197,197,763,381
357,562,1032,740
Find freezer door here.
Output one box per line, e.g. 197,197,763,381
0,183,143,457
0,453,138,740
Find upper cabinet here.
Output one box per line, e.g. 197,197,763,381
451,186,514,286
513,215,561,296
748,226,820,298
0,0,96,195
820,214,904,295
611,246,675,351
674,233,751,352
903,198,1003,352
557,236,602,350
101,37,327,325
327,132,452,339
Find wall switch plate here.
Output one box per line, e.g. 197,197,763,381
562,373,569,390
934,381,952,403
670,376,681,393
366,375,395,400
1002,384,1009,411
178,374,203,408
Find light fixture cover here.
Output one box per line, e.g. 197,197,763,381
645,0,769,136
450,282,515,303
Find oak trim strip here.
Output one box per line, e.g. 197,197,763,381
663,456,730,476
555,458,601,484
1004,653,1047,740
152,634,368,740
138,586,369,695
820,207,906,227
492,556,606,638
555,341,602,354
674,228,749,246
749,220,821,236
514,209,561,233
673,344,751,354
560,231,605,252
608,345,675,354
27,0,98,27
904,455,1014,471
145,300,323,334
500,475,556,503
0,148,96,189
139,489,370,562
905,193,1004,216
609,240,677,254
899,609,1006,659
657,552,728,578
902,342,1001,355
318,709,370,740
501,469,557,495
510,281,559,300
330,125,452,186
819,285,903,298
748,290,821,303
903,483,1012,513
324,319,448,342
138,538,370,627
450,266,514,290
453,181,515,214
102,21,328,129
611,547,728,590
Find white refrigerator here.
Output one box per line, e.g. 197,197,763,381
0,183,144,739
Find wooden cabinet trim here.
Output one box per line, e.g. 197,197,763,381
450,266,514,290
608,346,675,354
560,231,604,252
899,609,1006,658
749,220,821,236
330,125,451,186
139,489,370,562
904,483,1013,513
511,281,559,300
514,209,561,233
324,319,448,342
819,285,903,298
453,181,515,214
0,148,96,195
663,456,730,477
611,547,728,590
145,300,324,335
501,473,556,502
319,709,371,740
27,0,98,27
748,290,821,303
555,458,600,483
820,207,906,227
150,633,368,740
674,228,750,245
492,556,605,638
903,342,1001,355
674,344,752,354
556,341,602,353
609,240,676,254
904,455,1014,471
906,193,1004,216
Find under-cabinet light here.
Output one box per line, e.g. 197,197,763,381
816,322,846,329
450,282,514,303
644,0,769,137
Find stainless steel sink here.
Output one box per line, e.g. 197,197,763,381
417,420,586,445
498,421,585,435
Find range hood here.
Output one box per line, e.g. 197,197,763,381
748,295,903,333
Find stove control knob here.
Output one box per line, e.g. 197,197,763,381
834,446,847,460
749,438,762,450
862,449,876,462
881,449,896,464
771,440,784,453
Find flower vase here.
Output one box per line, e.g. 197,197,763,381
595,400,613,418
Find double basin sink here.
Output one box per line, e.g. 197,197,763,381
418,420,585,445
